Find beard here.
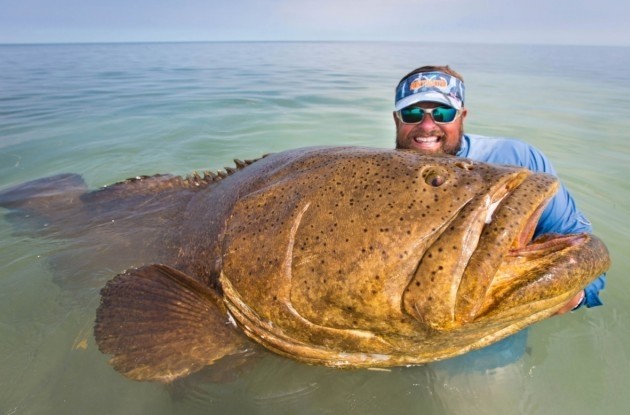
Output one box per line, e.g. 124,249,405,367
395,124,464,156
442,132,463,155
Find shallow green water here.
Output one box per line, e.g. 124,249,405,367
0,42,628,414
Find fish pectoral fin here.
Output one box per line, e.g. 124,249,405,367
94,264,250,383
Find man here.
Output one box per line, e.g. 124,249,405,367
393,65,605,314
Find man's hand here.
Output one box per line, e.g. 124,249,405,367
554,290,586,315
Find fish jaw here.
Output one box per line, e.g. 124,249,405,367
453,172,560,323
477,232,609,318
402,168,531,331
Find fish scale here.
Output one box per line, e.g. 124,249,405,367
0,146,610,382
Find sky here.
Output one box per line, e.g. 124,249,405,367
1,0,628,46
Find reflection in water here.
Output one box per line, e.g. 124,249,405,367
167,332,533,415
427,331,535,414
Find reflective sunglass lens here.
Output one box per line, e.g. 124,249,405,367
398,106,458,124
400,107,424,123
432,107,457,123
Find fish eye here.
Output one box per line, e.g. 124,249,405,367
423,171,446,187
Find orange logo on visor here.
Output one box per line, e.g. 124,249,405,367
409,78,447,90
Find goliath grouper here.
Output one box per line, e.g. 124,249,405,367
0,147,610,382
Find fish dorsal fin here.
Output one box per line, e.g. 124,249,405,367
84,173,215,202
85,157,266,202
94,264,250,383
213,156,266,179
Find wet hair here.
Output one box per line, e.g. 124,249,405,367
396,65,464,90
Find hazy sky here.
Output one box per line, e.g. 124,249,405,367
1,0,628,46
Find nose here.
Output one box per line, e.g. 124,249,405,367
418,112,438,129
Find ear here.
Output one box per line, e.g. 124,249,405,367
393,111,400,128
460,107,468,121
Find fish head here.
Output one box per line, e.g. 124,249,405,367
220,147,610,366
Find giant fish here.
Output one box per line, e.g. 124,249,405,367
0,146,610,382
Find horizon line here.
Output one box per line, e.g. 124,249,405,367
0,39,628,48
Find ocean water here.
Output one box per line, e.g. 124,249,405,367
0,42,629,415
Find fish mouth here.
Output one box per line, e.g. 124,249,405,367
408,170,564,328
485,172,560,253
497,175,582,256
502,194,589,258
508,233,588,257
452,172,578,322
507,188,552,250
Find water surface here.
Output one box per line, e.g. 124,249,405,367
0,42,629,415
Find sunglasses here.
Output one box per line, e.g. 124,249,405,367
396,106,460,124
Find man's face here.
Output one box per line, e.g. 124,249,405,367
394,102,467,155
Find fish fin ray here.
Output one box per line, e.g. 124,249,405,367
94,264,248,383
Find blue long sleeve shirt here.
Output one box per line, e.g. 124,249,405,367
456,134,605,308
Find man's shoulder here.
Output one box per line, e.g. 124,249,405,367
462,134,551,172
465,134,534,154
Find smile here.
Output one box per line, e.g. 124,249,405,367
413,136,440,143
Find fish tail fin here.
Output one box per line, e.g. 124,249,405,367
0,174,87,234
0,173,87,213
94,264,249,383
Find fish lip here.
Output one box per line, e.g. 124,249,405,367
443,171,558,325
512,194,550,249
484,172,559,252
508,233,588,257
402,169,533,330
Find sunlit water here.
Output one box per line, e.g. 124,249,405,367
0,42,629,415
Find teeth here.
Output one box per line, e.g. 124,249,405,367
413,137,439,143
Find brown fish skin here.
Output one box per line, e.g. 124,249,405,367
219,147,609,368
0,146,611,381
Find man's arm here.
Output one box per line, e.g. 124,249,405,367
526,144,606,310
